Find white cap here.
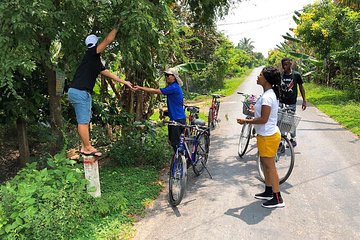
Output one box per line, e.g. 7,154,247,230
85,34,99,48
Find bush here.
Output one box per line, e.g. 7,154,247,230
109,124,171,170
0,153,92,239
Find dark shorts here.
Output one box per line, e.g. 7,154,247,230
168,118,186,151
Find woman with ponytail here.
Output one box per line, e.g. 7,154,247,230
237,66,284,208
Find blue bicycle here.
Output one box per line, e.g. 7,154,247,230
164,121,211,206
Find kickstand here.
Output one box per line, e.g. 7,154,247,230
203,162,213,179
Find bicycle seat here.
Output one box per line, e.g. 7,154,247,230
193,119,205,126
211,94,221,99
185,106,200,113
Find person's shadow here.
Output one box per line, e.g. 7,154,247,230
224,201,274,225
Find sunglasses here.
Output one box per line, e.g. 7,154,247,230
165,73,174,77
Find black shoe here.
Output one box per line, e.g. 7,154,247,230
254,191,273,200
290,139,297,147
261,192,285,208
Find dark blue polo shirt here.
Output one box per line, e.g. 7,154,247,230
160,82,186,121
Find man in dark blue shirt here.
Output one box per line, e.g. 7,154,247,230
134,68,186,151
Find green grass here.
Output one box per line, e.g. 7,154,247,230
306,82,360,136
212,69,252,96
75,165,163,240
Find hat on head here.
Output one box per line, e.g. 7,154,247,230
164,67,183,87
85,34,99,48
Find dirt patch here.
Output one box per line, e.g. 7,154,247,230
0,144,21,183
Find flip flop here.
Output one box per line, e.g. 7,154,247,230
80,151,102,157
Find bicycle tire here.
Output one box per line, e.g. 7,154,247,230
169,153,187,206
215,102,220,121
257,136,295,184
193,130,210,176
208,108,214,129
238,123,252,157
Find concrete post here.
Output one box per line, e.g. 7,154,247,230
83,156,101,198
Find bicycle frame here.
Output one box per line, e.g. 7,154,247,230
210,97,220,120
174,128,202,166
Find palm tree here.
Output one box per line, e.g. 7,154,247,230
236,37,255,53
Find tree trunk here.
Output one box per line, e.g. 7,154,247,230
135,92,145,120
101,76,113,140
44,64,64,154
16,117,30,166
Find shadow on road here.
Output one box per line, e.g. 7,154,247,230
224,201,274,225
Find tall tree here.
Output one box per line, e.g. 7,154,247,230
236,37,255,53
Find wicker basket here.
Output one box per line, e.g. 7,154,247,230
277,111,301,133
242,101,255,117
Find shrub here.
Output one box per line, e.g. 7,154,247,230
109,124,171,170
0,153,92,239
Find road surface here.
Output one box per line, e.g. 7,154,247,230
134,67,360,240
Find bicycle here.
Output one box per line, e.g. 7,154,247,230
237,92,301,184
237,92,257,157
208,94,222,129
185,105,205,126
257,107,301,184
164,121,211,206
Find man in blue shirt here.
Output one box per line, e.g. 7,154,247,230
134,68,186,151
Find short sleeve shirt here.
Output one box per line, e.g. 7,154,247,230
254,89,279,136
160,82,186,121
69,46,106,93
280,71,303,105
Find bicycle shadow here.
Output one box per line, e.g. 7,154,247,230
224,201,274,225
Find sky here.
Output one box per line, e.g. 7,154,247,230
216,0,316,57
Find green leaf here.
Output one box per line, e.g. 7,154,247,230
293,15,300,24
175,62,207,72
303,70,316,77
282,35,302,43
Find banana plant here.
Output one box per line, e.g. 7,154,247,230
176,62,207,72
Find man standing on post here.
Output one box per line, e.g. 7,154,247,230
68,26,133,157
279,57,307,147
134,68,186,151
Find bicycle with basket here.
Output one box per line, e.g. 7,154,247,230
237,92,301,184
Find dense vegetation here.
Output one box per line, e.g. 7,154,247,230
267,0,359,101
0,0,358,239
0,0,263,238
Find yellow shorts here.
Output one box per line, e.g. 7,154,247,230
256,130,281,157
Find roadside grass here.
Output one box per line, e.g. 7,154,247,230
306,82,360,136
74,166,163,240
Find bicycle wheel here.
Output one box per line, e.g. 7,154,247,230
257,136,295,184
169,153,187,206
193,130,210,176
238,123,252,157
215,102,220,121
208,108,214,129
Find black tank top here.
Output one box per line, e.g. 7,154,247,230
69,46,105,93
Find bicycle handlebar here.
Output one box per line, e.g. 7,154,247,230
163,120,209,131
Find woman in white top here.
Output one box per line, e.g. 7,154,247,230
237,66,284,208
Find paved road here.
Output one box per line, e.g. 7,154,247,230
134,67,360,240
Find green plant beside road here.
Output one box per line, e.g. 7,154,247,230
0,126,170,239
306,82,360,136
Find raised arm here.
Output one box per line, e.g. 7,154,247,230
100,69,133,89
96,28,118,54
134,85,162,94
